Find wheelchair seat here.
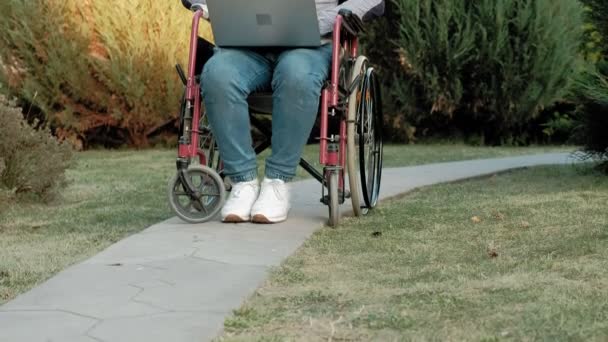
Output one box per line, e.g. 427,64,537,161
247,92,274,115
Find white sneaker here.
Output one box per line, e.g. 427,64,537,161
251,178,291,224
221,179,259,223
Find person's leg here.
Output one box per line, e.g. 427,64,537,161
265,44,333,181
201,48,271,183
251,45,333,224
201,48,271,222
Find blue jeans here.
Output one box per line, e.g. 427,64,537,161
201,45,333,183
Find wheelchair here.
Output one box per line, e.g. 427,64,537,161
168,0,384,227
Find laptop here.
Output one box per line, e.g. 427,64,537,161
206,0,322,47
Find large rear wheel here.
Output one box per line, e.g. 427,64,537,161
346,56,368,216
358,68,383,209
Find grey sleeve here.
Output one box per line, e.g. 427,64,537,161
318,0,385,35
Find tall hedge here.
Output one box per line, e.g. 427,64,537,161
0,0,213,147
365,0,584,144
575,0,608,171
573,63,608,171
582,0,608,57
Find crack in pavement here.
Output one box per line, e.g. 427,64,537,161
127,284,173,314
84,320,106,342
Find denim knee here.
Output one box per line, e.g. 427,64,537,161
272,49,329,98
272,70,323,99
201,59,247,104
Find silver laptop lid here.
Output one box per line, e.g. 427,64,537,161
206,0,322,47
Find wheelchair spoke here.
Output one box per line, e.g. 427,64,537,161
197,200,209,214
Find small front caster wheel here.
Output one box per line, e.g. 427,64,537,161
168,165,226,224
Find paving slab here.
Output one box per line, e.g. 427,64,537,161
0,153,576,342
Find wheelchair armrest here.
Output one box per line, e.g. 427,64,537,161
338,9,365,37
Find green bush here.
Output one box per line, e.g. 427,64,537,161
581,0,608,57
0,0,212,147
365,0,584,144
573,63,608,172
573,0,608,172
0,95,72,201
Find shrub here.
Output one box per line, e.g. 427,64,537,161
0,95,73,200
0,0,214,147
572,64,608,172
573,0,608,172
581,0,608,57
539,110,577,143
364,0,584,144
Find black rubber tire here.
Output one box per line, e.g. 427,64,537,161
327,170,340,227
168,165,226,223
358,68,384,209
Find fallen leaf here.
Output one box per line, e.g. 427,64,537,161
471,216,482,223
492,211,505,220
487,241,499,258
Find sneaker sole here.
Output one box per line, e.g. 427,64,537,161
251,214,286,224
223,214,249,223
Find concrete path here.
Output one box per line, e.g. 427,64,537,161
0,153,576,342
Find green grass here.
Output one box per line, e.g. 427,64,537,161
0,144,573,305
273,143,572,180
219,165,608,341
0,150,176,303
221,166,608,341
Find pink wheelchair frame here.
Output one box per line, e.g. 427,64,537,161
168,4,384,226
